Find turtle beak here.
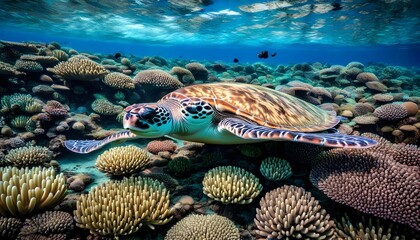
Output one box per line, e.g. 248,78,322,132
124,105,154,130
123,110,139,130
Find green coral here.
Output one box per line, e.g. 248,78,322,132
260,157,292,181
91,99,123,116
167,156,193,177
11,115,30,129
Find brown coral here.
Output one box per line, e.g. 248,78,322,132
356,72,379,82
14,60,43,72
402,101,419,116
0,61,25,76
373,103,408,121
351,103,375,117
5,146,53,167
20,55,59,65
165,214,240,240
42,100,69,118
146,140,177,154
102,72,135,89
254,185,336,239
47,56,108,81
169,66,195,83
133,69,183,90
185,62,209,81
91,98,123,116
365,81,388,92
310,149,419,230
18,211,73,240
0,216,23,239
96,146,150,175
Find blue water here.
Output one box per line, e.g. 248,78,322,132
1,0,420,66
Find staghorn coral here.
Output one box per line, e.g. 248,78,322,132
373,103,408,121
10,115,30,129
335,213,414,240
0,216,23,239
91,98,123,116
14,60,43,72
146,140,177,154
42,100,69,118
254,185,336,240
74,176,172,237
102,72,135,89
0,166,67,216
5,146,53,167
165,214,240,240
167,156,193,177
18,211,74,240
260,157,292,181
202,166,262,204
310,149,419,230
134,69,183,90
96,146,150,175
47,56,108,81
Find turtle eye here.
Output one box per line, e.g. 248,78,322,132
139,107,157,120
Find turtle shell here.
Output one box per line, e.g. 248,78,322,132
160,83,339,132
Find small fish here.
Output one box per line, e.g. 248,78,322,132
233,58,239,63
271,53,277,57
258,51,269,59
114,52,121,59
331,2,342,11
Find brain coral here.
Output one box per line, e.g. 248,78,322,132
91,99,123,116
47,56,108,81
0,166,67,216
146,140,177,154
373,103,408,121
202,166,262,204
5,146,53,167
96,146,150,175
310,149,419,230
165,214,240,240
18,211,74,239
74,177,172,237
133,69,183,90
102,72,135,89
260,157,292,181
254,185,336,239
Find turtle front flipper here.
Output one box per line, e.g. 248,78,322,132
218,118,377,148
64,130,139,153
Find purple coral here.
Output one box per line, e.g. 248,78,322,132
310,149,419,230
42,100,69,118
373,103,408,121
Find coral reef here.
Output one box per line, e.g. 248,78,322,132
91,98,123,116
0,216,23,239
146,139,177,154
0,166,67,216
133,69,183,90
102,72,135,89
254,185,336,239
5,146,53,166
18,211,74,240
47,56,108,81
165,214,240,240
260,157,292,181
202,166,262,204
74,177,172,237
96,145,150,175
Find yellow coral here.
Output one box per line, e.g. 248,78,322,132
47,56,108,81
96,146,150,175
202,166,262,204
5,146,53,167
74,177,172,237
0,166,67,216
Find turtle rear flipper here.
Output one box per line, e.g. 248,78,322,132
218,118,377,148
65,130,139,153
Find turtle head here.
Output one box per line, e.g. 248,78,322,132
123,103,172,138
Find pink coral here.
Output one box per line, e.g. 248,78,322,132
42,100,69,118
310,149,419,230
373,103,408,121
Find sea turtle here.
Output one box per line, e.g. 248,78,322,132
65,83,377,153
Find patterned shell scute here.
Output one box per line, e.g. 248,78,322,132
161,83,338,132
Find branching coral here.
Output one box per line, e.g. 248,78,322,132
165,214,240,240
202,166,262,204
47,56,108,81
260,157,292,181
5,146,53,167
0,166,67,216
254,185,336,240
102,72,135,89
310,149,419,230
14,60,43,72
74,177,172,237
133,69,183,90
96,146,150,175
18,211,74,240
